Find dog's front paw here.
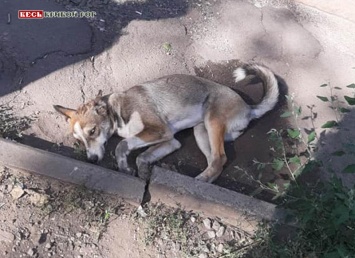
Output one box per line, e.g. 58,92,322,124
120,166,137,176
195,173,209,182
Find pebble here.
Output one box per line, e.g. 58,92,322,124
212,220,220,231
10,186,24,200
45,243,52,250
207,230,216,239
199,253,208,258
216,226,225,238
217,243,224,253
27,248,35,256
203,218,211,229
76,232,82,238
190,216,196,223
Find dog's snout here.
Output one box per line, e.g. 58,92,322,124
88,154,99,164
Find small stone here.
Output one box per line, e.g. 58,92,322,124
199,253,208,258
10,186,24,200
27,248,35,256
216,226,225,238
190,216,196,223
45,243,51,250
212,220,220,231
76,232,82,238
203,218,211,229
207,230,216,239
25,189,48,206
217,243,224,253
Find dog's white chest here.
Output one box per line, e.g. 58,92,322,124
116,111,144,138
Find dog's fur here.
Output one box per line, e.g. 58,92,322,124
54,63,279,183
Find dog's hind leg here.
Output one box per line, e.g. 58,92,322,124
136,138,181,180
195,117,227,183
194,123,211,165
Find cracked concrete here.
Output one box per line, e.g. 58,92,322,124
1,0,355,197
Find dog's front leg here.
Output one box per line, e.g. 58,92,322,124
115,139,136,175
116,130,173,176
136,138,181,180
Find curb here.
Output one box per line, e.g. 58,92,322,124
150,166,287,233
0,138,145,205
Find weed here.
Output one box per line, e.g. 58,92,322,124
243,82,355,257
140,203,202,257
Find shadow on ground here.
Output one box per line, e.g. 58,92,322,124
242,108,355,257
0,0,188,97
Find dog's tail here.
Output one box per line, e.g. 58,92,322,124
233,63,279,119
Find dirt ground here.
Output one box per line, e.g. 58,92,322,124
0,165,256,258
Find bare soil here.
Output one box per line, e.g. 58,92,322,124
0,166,255,258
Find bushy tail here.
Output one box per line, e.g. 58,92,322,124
233,63,279,119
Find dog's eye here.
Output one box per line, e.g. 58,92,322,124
89,127,96,136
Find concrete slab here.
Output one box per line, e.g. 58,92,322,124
149,166,287,233
0,138,145,205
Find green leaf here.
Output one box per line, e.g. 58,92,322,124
332,204,350,225
307,131,316,143
289,156,301,165
331,150,346,156
346,83,355,88
339,107,351,113
280,111,292,118
294,106,302,116
250,187,263,197
317,96,329,102
287,129,301,139
320,83,328,87
344,96,355,105
272,159,284,171
321,120,338,128
343,164,355,173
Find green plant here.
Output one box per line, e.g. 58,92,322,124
242,81,355,257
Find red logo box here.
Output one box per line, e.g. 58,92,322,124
18,10,44,19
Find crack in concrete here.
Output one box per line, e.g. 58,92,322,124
259,8,268,35
29,24,96,67
81,71,87,103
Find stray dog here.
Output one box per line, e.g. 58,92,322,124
54,63,279,183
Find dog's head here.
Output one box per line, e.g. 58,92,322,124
54,91,113,163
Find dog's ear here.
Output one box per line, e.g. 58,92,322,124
94,100,107,116
53,105,76,120
96,90,103,98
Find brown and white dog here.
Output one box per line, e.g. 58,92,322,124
54,63,279,183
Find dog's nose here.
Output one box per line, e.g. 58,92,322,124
88,155,99,163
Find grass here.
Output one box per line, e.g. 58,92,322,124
141,203,202,257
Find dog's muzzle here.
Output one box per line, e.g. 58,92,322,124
88,154,99,164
